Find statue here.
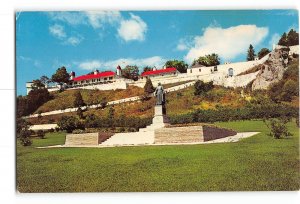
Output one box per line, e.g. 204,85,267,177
154,82,165,105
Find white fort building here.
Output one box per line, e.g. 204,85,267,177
26,45,299,95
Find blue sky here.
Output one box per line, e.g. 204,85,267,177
16,10,298,95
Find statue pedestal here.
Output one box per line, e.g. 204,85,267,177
152,105,169,124
139,105,169,132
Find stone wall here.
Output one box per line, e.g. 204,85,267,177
65,132,99,146
154,126,204,144
154,125,237,144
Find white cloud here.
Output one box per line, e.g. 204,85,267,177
48,12,86,26
184,25,269,63
77,56,165,71
176,36,194,51
118,13,147,42
78,60,102,70
85,11,121,29
49,24,66,39
268,33,281,49
48,11,148,42
64,36,84,46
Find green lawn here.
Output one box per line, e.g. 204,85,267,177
17,120,299,192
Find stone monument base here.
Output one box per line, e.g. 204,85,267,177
139,105,170,132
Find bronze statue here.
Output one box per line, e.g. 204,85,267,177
154,82,165,105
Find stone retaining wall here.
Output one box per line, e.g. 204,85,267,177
65,132,99,146
154,125,237,144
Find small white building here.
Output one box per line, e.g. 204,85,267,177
140,67,179,79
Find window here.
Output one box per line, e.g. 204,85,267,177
228,68,234,77
199,69,201,72
104,77,107,80
190,69,192,73
214,66,218,71
109,77,113,80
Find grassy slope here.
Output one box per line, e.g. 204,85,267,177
28,85,246,125
17,120,299,192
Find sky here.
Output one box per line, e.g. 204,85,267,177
16,10,298,95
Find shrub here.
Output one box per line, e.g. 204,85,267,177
85,114,101,128
264,118,293,139
194,80,214,96
19,129,32,146
57,116,84,133
281,79,299,101
37,130,45,139
144,78,155,94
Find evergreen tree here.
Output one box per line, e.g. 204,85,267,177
258,48,271,59
144,78,155,94
108,106,115,127
278,32,288,46
287,29,299,46
247,44,256,61
73,91,84,108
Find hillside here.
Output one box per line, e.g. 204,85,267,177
251,48,297,90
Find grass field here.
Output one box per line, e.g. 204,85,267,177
16,120,299,192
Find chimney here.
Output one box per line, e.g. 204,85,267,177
70,71,75,80
94,70,99,75
116,65,122,76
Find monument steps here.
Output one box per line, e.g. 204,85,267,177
100,131,155,146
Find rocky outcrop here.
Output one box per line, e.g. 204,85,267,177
252,48,290,90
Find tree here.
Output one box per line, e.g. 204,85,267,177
40,75,51,86
144,78,155,94
194,54,220,67
32,79,45,89
287,29,299,46
27,88,51,114
258,48,271,59
57,116,84,133
100,98,108,109
122,65,139,81
247,44,256,61
165,60,188,73
278,32,288,46
108,106,115,127
194,80,214,96
143,66,153,72
51,66,70,86
17,96,29,117
16,118,32,146
77,107,84,119
73,91,84,108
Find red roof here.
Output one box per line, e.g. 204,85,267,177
141,67,177,77
72,71,115,82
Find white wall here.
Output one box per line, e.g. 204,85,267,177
187,55,269,78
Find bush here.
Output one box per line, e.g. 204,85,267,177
281,79,299,101
19,129,32,146
194,80,214,96
57,116,84,133
264,118,293,139
85,114,101,128
169,103,299,124
37,130,45,139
